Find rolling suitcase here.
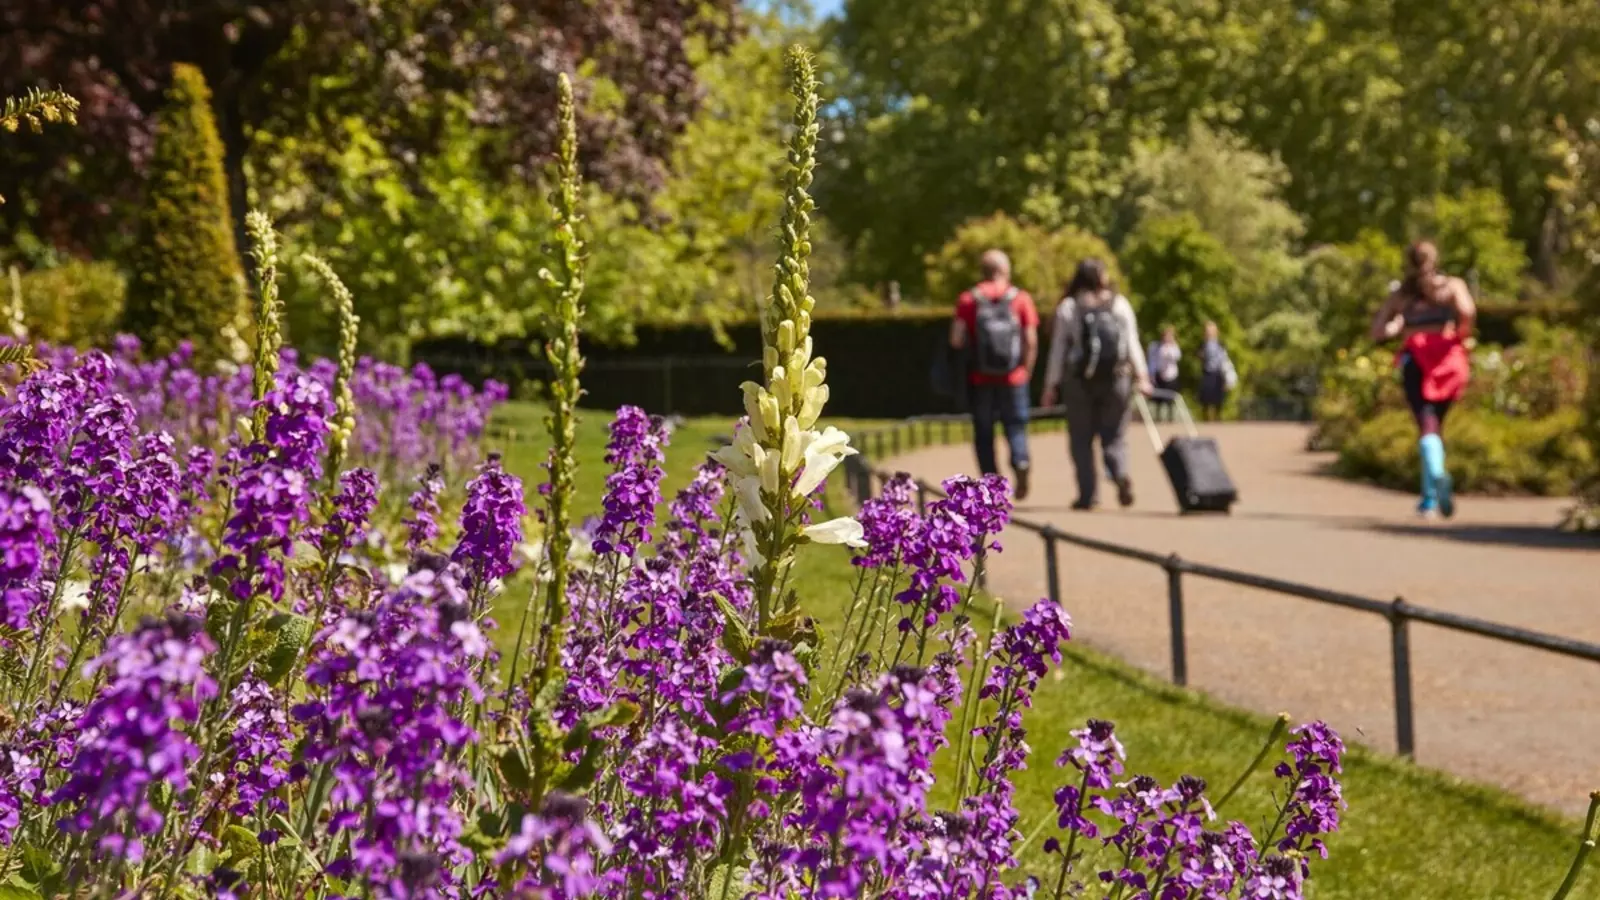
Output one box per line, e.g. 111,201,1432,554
1135,391,1237,514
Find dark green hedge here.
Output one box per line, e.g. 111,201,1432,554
417,310,973,418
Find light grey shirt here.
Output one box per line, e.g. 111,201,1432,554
1043,292,1149,391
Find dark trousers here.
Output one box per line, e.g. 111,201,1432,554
970,382,1031,476
1151,375,1180,420
1063,374,1132,504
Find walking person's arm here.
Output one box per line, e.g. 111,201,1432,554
1122,299,1154,395
1041,299,1072,408
1020,293,1040,377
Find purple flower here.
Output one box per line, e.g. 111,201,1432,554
295,566,486,897
214,459,313,603
48,613,217,862
0,485,53,631
260,372,332,478
1274,721,1345,865
497,792,615,898
452,454,525,591
223,677,294,818
1058,719,1126,790
317,467,380,555
590,407,669,557
404,464,446,554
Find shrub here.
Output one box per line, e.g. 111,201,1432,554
1121,212,1246,384
923,212,1120,313
121,63,247,364
13,258,126,347
1336,407,1593,496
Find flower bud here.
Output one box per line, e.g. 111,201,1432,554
741,381,769,442
781,416,803,472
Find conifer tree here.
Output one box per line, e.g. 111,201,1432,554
122,63,246,364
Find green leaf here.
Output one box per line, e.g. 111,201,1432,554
715,594,753,663
0,886,44,899
498,744,532,793
17,845,56,887
260,613,313,686
555,739,606,793
221,824,263,864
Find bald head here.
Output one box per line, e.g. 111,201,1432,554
980,249,1011,280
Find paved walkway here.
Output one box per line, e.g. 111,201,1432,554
887,422,1600,815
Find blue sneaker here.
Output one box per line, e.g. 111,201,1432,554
1436,472,1455,519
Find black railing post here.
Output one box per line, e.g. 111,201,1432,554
853,460,872,505
1165,554,1188,687
1390,597,1416,758
942,419,952,444
892,426,902,457
915,479,929,514
923,419,932,446
1043,527,1062,606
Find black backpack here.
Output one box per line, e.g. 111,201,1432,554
1075,300,1124,383
971,285,1023,377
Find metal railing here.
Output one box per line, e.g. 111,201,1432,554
841,409,1600,759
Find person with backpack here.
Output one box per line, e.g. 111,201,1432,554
1041,259,1153,510
950,249,1040,498
1197,320,1237,421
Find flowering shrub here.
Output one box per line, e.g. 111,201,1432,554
0,50,1374,900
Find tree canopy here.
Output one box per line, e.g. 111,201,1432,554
821,0,1600,295
0,0,740,252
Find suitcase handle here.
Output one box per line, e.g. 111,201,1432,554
1134,389,1200,455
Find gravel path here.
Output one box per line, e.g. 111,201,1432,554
887,422,1600,815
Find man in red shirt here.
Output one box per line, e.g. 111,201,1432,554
950,249,1039,498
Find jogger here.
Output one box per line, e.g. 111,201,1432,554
1371,239,1475,519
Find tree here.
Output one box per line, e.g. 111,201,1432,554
0,0,741,255
821,0,1134,289
1407,189,1529,300
1120,121,1305,324
1293,231,1405,355
922,214,1120,311
1121,213,1243,384
121,64,247,364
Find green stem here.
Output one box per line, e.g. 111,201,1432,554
1551,791,1600,900
16,528,82,715
1214,713,1290,813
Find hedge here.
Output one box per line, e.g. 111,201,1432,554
416,300,1574,420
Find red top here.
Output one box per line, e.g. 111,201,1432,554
1399,331,1470,403
955,280,1039,386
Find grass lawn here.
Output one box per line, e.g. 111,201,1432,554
487,401,1595,900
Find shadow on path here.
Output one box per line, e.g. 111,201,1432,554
1362,522,1600,552
1019,505,1382,529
